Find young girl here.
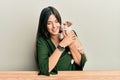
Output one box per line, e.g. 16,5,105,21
35,6,87,76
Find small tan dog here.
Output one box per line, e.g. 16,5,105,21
60,21,85,54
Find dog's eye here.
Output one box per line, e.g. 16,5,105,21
63,23,65,25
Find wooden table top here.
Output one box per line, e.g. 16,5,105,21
0,70,120,80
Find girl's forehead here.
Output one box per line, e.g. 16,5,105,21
48,14,57,21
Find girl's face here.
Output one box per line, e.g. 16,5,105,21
47,14,61,36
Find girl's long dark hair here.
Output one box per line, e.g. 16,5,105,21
35,6,62,68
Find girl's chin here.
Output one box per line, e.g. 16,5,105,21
53,33,59,35
51,32,59,36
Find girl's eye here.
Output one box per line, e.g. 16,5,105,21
47,22,51,25
55,20,58,23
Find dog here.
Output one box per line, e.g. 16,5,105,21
59,21,86,54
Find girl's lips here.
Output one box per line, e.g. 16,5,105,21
52,27,59,33
52,29,57,32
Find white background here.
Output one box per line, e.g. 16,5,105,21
0,0,120,70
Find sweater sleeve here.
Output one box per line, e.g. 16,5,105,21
36,37,50,76
75,53,87,70
79,53,87,70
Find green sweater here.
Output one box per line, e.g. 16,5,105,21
36,36,87,76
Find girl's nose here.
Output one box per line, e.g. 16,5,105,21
53,23,56,28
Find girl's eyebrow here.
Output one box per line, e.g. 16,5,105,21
48,20,54,22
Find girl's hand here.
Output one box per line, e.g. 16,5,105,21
59,30,77,47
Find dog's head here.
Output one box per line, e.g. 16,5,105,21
63,21,72,28
62,21,72,31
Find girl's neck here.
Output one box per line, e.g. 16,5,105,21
51,34,59,40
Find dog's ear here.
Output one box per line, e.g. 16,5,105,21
66,21,72,27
